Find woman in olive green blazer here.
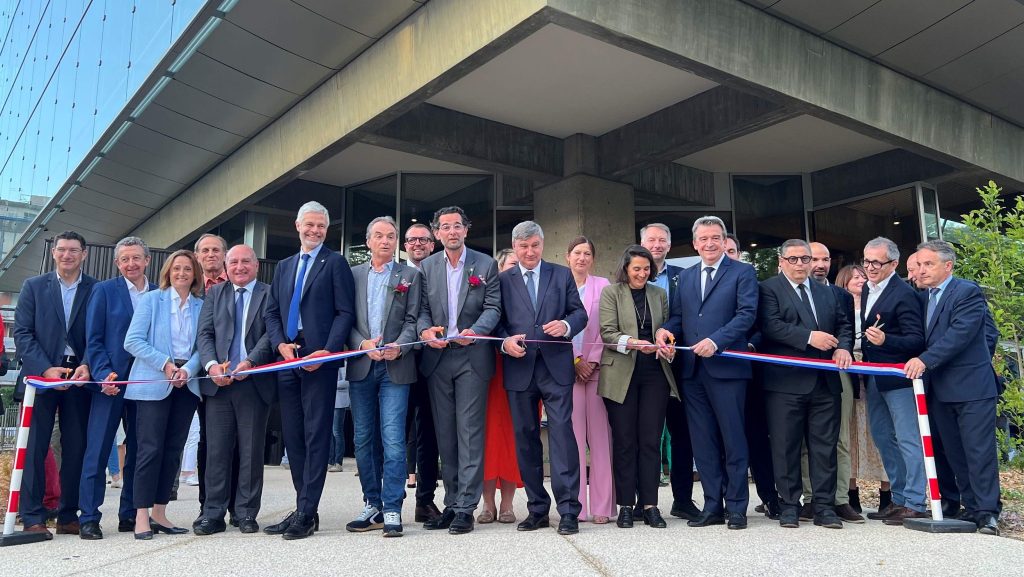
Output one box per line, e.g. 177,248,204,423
598,245,678,529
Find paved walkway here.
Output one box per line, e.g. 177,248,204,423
5,467,1023,576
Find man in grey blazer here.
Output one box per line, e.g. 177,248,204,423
193,244,276,536
417,206,501,535
344,216,422,538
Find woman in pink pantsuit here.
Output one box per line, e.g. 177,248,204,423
567,236,615,524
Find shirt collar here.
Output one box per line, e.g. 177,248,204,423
445,248,466,270
783,273,812,292
934,275,953,294
868,270,897,292
701,254,726,272
124,276,149,293
232,279,258,293
204,270,228,289
519,261,542,277
369,260,394,275
57,272,82,290
301,243,323,262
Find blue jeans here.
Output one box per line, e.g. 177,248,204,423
330,408,349,465
350,362,409,513
866,379,927,512
106,441,120,476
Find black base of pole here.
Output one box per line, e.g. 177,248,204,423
0,531,51,546
904,518,977,533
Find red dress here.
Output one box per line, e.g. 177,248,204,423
482,355,523,486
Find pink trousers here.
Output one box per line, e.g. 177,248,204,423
572,369,615,519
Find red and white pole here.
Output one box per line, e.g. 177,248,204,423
1,385,48,546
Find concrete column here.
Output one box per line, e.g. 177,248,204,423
533,174,635,279
244,211,268,258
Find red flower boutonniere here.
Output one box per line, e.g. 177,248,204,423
467,268,485,288
393,279,412,294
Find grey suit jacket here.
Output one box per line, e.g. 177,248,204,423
346,262,422,385
196,280,276,404
416,247,501,380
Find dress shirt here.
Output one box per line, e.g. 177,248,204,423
929,275,954,308
572,283,586,355
783,274,819,345
698,254,727,297
295,243,324,332
203,271,228,292
58,272,82,355
445,249,467,338
649,263,670,293
864,270,896,316
367,261,393,341
204,279,257,373
169,291,198,376
125,276,149,309
517,262,571,336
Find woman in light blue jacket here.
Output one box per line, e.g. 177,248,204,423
124,249,203,539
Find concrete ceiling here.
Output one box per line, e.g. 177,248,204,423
428,24,719,138
676,115,895,173
742,0,1024,127
301,143,483,188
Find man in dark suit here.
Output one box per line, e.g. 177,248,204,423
858,237,927,526
264,201,356,540
343,216,421,538
193,244,276,536
78,236,155,540
657,216,758,530
758,239,853,530
14,230,97,538
499,221,588,535
904,240,1001,536
417,206,501,535
640,223,699,521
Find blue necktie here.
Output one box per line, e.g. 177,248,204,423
286,254,310,340
525,270,537,312
702,266,713,301
229,287,246,368
926,287,940,327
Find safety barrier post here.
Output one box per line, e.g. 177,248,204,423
1,385,49,546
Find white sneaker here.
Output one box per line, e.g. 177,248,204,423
383,512,403,538
328,463,343,473
346,504,383,532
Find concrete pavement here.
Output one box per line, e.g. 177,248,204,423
4,467,1023,576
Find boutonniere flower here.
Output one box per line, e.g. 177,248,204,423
466,267,485,288
393,279,412,294
670,275,680,290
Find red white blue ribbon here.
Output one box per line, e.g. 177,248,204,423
715,349,906,377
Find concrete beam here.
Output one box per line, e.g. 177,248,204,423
361,103,563,184
598,86,799,179
623,162,715,207
811,149,957,207
132,0,549,247
546,0,1024,189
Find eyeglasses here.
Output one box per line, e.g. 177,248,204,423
861,259,895,269
781,255,812,264
437,224,465,232
405,237,432,245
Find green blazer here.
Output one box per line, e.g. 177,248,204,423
597,282,678,404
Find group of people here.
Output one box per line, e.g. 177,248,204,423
11,203,1002,544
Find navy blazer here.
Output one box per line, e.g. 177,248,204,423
860,275,925,391
663,263,683,306
662,256,759,380
265,245,356,362
497,261,588,390
919,277,998,403
85,277,157,389
14,271,97,396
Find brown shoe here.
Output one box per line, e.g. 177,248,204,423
476,509,496,524
798,503,814,522
867,503,900,520
55,520,80,535
24,524,54,539
835,503,865,524
883,507,929,526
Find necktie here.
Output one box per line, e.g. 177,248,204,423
798,283,818,326
286,254,310,340
525,270,538,312
229,287,246,368
926,287,940,327
702,267,714,301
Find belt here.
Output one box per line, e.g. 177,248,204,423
59,355,79,368
173,359,188,368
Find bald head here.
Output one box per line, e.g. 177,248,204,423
906,251,920,287
226,244,259,286
809,242,831,283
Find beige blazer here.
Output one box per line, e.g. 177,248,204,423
597,282,678,404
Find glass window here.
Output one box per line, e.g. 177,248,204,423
635,211,733,259
733,175,805,279
401,174,494,257
345,175,397,265
921,185,941,241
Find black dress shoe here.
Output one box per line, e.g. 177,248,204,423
192,517,227,536
813,510,843,529
264,511,318,534
727,512,747,530
669,500,701,521
282,512,316,540
798,503,814,522
557,514,579,535
79,521,103,540
151,522,189,535
238,516,259,534
779,508,799,528
229,515,239,528
642,507,667,528
977,514,1000,536
687,511,725,527
866,503,899,520
118,518,134,533
941,503,963,520
616,506,634,528
423,508,455,530
415,502,442,523
517,512,550,531
448,512,474,534
765,500,782,520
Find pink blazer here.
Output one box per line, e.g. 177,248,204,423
575,275,611,366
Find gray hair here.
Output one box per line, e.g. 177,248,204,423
511,220,544,242
779,239,811,256
496,248,515,269
691,215,727,237
115,236,150,259
640,223,672,244
917,240,956,265
193,233,227,253
864,236,899,261
365,216,398,240
297,200,330,224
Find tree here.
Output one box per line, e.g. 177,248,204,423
948,180,1024,466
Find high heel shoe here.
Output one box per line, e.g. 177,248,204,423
151,521,188,535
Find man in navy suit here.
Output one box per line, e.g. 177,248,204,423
78,236,156,540
264,201,356,540
656,216,758,530
499,221,588,535
14,231,97,538
904,240,1001,536
640,223,699,521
